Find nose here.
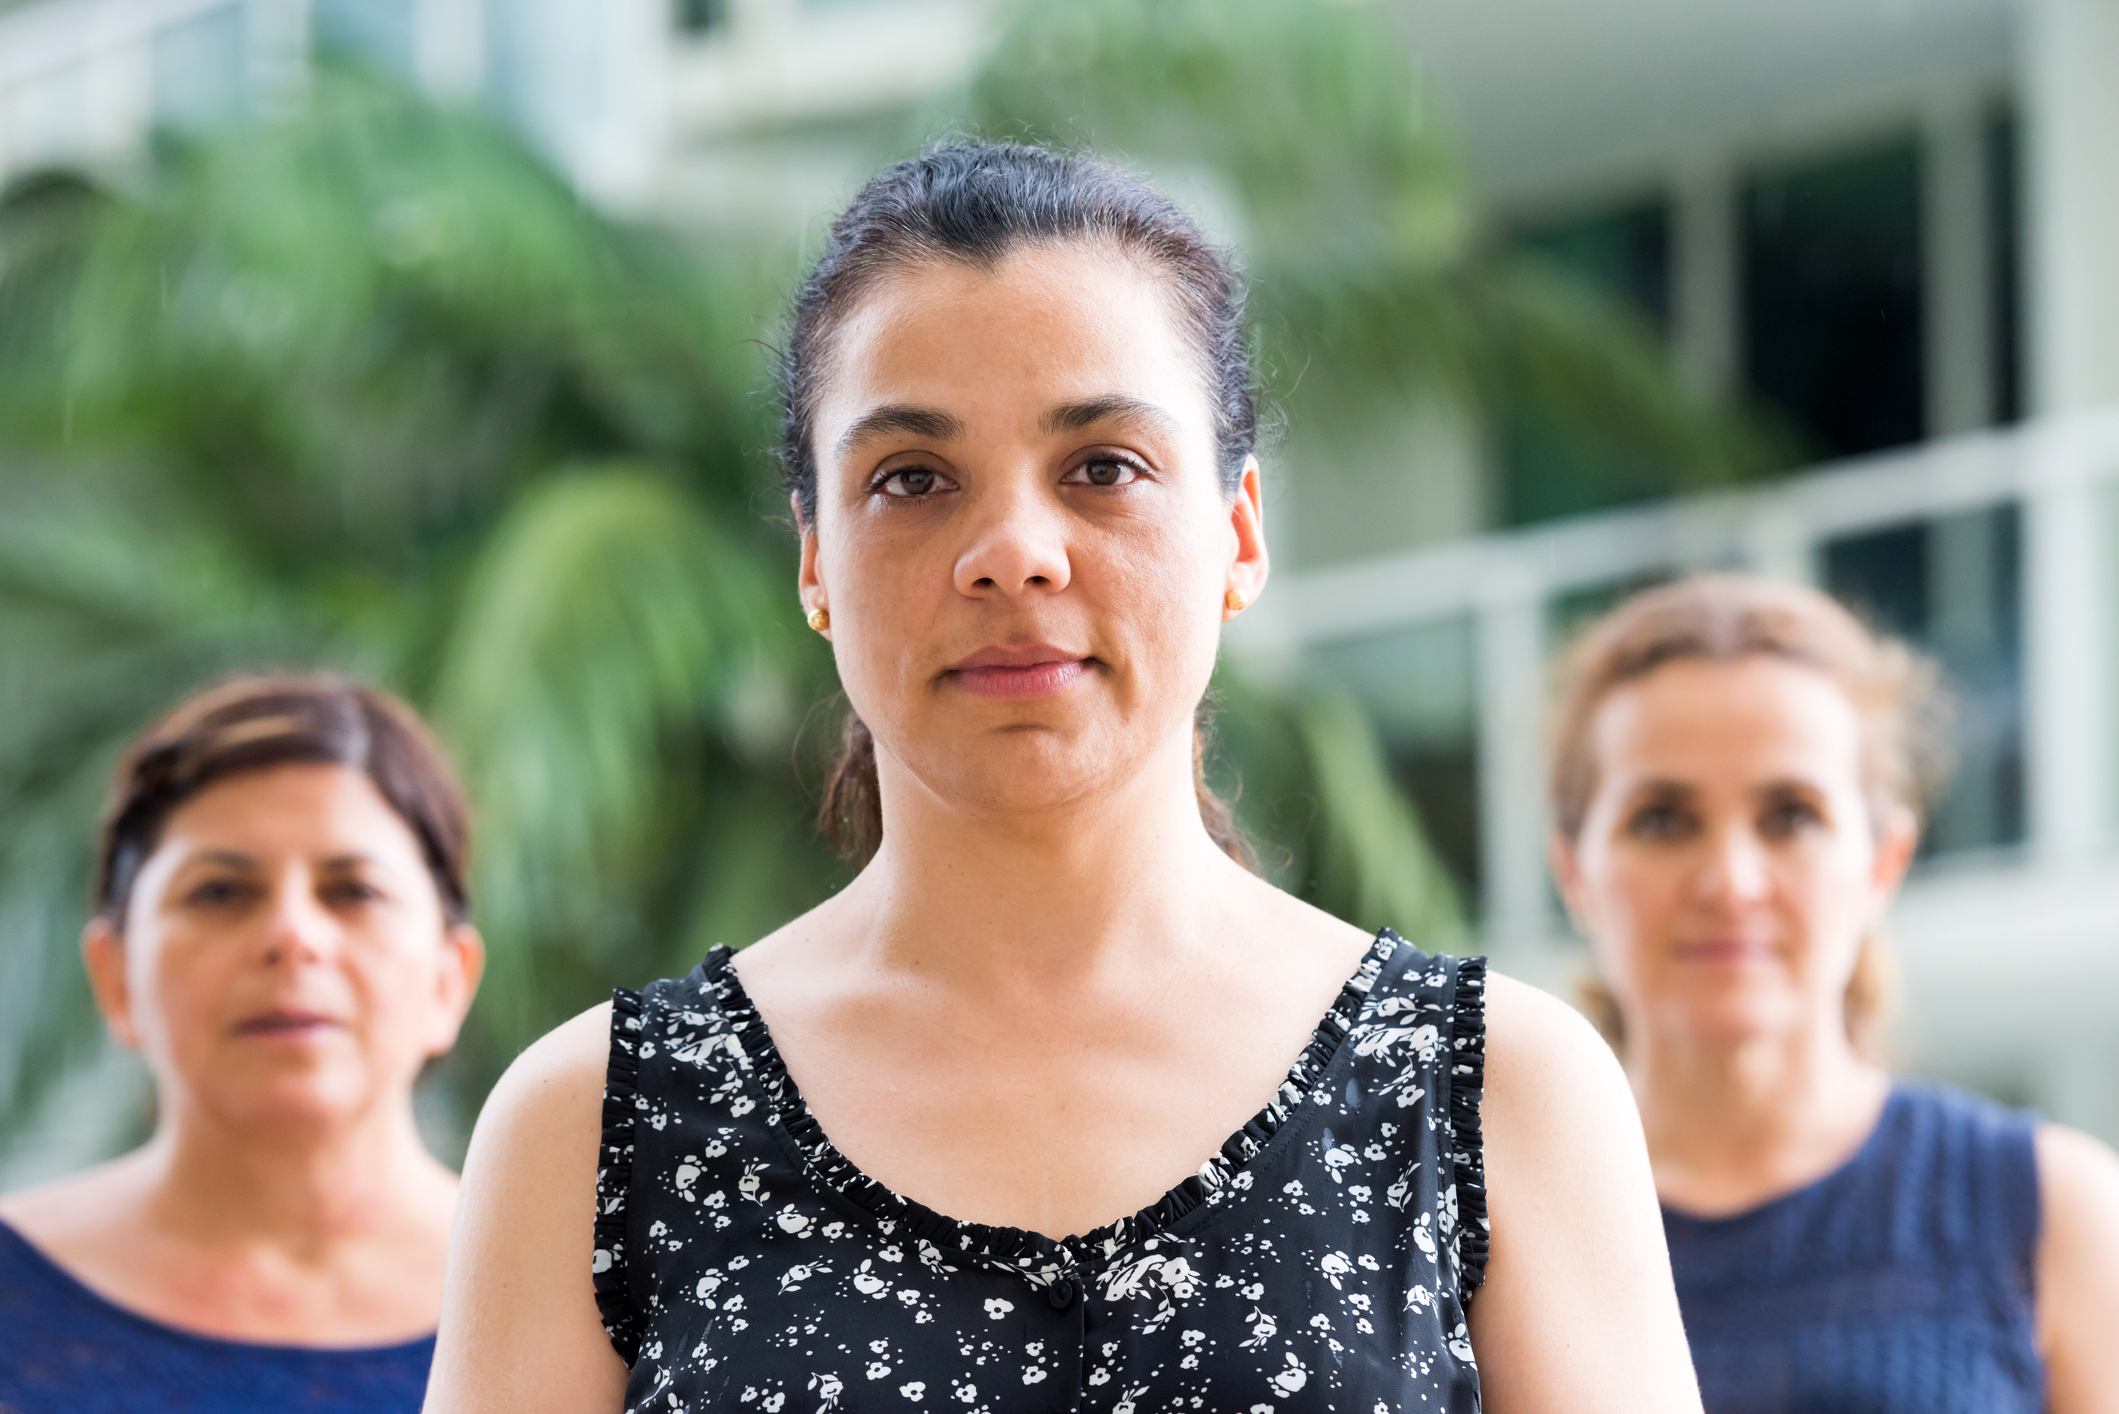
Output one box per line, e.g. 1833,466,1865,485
952,473,1072,601
257,875,335,969
1694,825,1773,907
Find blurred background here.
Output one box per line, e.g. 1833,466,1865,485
2,0,2115,1178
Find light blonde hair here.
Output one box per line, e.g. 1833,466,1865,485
1549,574,1948,1060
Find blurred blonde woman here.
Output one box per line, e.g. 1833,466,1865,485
0,676,484,1414
1548,574,2119,1413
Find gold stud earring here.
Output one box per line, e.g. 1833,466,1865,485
807,607,830,633
1224,588,1248,613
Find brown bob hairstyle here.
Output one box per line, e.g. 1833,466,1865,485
1548,574,1948,1060
95,675,472,928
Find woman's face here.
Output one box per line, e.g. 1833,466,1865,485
84,763,483,1135
1552,656,1916,1051
801,244,1266,821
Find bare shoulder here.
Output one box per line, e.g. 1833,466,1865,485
2034,1123,2119,1412
2038,1121,2119,1205
425,999,627,1414
1466,972,1700,1413
477,999,614,1144
1480,968,1636,1134
0,1152,150,1252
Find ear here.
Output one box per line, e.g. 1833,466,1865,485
422,923,487,1058
795,493,830,640
1222,456,1269,620
1868,803,1919,909
81,918,142,1050
1548,829,1591,935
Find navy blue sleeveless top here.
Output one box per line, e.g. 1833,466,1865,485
0,1220,434,1414
1664,1081,2043,1414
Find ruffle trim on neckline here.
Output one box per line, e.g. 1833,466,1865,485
703,931,1399,1289
593,987,646,1364
1447,956,1491,1300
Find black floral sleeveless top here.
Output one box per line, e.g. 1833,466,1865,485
595,930,1488,1413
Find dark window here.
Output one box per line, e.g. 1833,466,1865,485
1743,141,1925,460
1521,201,1672,330
1503,199,1681,526
1823,504,2024,855
1989,109,2024,425
675,0,729,34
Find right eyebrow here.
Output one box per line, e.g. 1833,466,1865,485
184,849,260,872
833,404,965,461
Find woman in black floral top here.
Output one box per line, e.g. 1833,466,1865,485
426,143,1701,1414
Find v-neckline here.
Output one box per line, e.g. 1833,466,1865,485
705,930,1400,1282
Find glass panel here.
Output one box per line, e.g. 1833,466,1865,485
1503,199,1679,526
1305,615,1481,906
1742,139,1925,459
314,0,419,76
1823,504,2025,856
151,5,247,130
675,0,730,34
1988,108,2024,426
1520,200,1672,330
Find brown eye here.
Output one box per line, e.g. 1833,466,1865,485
1759,800,1823,839
1627,804,1695,842
1065,457,1142,487
187,878,253,908
880,467,941,497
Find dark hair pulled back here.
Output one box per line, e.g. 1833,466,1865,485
781,141,1258,866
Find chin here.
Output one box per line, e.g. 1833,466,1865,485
1669,994,1811,1048
919,730,1123,813
214,1070,390,1132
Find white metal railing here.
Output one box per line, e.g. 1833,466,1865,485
1238,407,2119,955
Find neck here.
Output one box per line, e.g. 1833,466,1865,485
847,725,1244,993
1627,1008,1890,1211
135,1090,449,1255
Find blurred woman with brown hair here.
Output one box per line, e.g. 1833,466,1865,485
1548,573,2119,1413
0,676,485,1414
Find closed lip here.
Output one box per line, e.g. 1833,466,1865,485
232,1009,342,1038
1672,940,1777,963
944,643,1094,699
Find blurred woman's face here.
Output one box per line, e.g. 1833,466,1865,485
801,244,1265,821
1552,657,1915,1051
87,763,482,1134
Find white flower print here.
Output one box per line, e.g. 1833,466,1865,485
602,937,1485,1414
1239,1309,1278,1349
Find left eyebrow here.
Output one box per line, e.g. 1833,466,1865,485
1039,395,1181,439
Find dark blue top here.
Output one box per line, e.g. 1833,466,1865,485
1664,1081,2044,1414
0,1219,434,1414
